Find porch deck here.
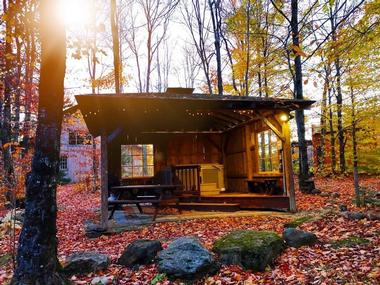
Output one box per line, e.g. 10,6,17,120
179,192,290,211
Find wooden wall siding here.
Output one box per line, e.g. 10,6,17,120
166,134,222,166
225,126,248,192
226,178,248,193
225,153,247,177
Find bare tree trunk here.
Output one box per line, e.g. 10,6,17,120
335,58,346,174
329,2,346,174
349,74,360,206
13,33,22,142
182,0,212,94
222,36,238,93
22,28,36,153
208,0,223,96
111,0,121,94
290,0,316,193
257,68,262,97
318,64,330,172
146,25,152,92
2,0,15,195
11,0,67,283
328,89,337,174
245,0,251,97
88,0,98,94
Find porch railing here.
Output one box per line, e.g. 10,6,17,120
173,164,201,196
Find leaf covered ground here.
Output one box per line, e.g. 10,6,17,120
0,176,379,284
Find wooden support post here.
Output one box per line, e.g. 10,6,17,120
282,120,296,212
245,125,253,180
100,132,109,230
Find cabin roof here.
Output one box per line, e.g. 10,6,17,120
75,93,314,137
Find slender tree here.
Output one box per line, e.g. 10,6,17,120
1,0,15,196
208,0,223,95
11,0,67,283
110,0,121,94
181,0,213,94
290,0,316,193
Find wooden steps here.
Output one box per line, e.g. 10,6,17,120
178,193,290,211
178,202,240,212
199,195,289,210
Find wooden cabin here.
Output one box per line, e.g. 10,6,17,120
75,89,314,227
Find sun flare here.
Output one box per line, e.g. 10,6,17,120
59,0,93,27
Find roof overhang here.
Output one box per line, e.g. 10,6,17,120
75,93,315,137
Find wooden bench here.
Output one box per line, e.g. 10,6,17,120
247,176,282,195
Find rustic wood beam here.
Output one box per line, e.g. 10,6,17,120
141,130,223,134
100,132,109,230
212,111,242,124
223,116,255,133
218,110,251,121
208,115,236,130
256,111,285,142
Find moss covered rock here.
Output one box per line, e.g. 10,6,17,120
213,230,284,271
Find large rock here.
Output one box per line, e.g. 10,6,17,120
84,221,106,238
342,211,367,220
118,239,162,267
283,228,318,248
63,251,110,276
157,237,217,280
213,230,284,271
366,211,380,220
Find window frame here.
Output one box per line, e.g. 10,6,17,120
59,155,68,171
121,144,154,179
68,131,92,145
257,129,282,173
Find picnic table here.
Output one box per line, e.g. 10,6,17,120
108,184,181,221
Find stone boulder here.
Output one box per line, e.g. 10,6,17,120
342,211,367,220
213,230,284,271
118,239,162,267
342,211,380,221
63,251,110,276
366,211,380,221
157,236,217,280
283,228,318,248
91,276,112,285
84,221,106,238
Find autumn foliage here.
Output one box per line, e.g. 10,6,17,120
1,175,379,284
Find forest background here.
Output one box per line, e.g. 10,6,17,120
0,0,379,202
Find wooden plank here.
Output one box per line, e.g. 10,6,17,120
282,120,296,212
256,111,285,141
193,195,290,210
245,125,253,180
100,132,109,230
226,153,247,177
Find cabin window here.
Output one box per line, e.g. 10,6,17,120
121,144,154,178
69,131,92,145
59,156,68,171
257,130,281,172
